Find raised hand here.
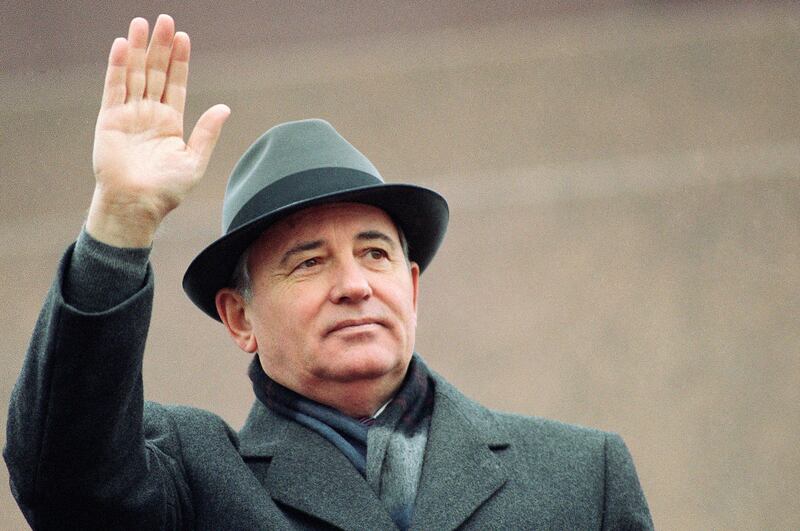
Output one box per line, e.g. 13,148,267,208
87,15,230,247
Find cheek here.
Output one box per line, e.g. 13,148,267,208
385,282,418,329
247,295,289,352
268,291,324,344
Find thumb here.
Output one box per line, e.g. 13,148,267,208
187,103,231,174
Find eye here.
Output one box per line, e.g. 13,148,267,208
296,257,320,270
366,248,388,260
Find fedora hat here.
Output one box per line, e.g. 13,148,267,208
183,119,449,321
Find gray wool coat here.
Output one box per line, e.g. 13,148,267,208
5,249,653,530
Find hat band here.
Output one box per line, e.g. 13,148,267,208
227,167,383,233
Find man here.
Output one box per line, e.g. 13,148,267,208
5,14,653,530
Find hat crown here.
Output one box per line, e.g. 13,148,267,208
222,119,383,233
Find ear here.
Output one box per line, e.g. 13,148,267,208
409,261,420,314
215,288,258,353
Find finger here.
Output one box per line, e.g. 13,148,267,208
145,14,175,100
101,38,129,108
187,104,231,175
163,31,190,113
125,17,149,101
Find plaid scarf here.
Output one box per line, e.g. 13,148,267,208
370,355,434,435
248,354,433,476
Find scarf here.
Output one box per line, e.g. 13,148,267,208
247,354,433,476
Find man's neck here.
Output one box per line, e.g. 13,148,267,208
294,378,402,418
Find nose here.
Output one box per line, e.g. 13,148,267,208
328,257,372,304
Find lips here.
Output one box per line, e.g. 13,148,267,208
325,318,385,336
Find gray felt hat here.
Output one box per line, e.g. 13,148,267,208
183,119,449,320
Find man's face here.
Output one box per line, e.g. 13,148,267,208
242,202,419,398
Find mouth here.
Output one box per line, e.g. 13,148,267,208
326,318,385,336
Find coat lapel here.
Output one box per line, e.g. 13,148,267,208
238,370,511,531
238,401,397,531
411,376,510,530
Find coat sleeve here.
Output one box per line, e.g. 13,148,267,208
3,245,194,530
602,433,654,530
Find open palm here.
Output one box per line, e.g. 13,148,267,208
89,15,229,247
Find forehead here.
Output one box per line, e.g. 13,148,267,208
249,202,398,259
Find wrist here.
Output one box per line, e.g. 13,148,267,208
86,187,160,248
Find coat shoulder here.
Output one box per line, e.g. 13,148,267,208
492,409,609,450
431,369,609,450
429,372,653,529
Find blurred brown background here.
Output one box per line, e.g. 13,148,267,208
2,1,798,529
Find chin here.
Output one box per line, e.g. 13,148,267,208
314,346,410,383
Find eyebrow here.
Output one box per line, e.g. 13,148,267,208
356,230,397,249
278,230,397,267
279,239,324,266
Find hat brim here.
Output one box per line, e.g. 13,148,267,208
182,183,448,321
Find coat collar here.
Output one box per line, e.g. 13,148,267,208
239,400,396,530
237,370,510,531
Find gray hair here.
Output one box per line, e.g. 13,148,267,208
230,224,410,304
230,247,254,303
